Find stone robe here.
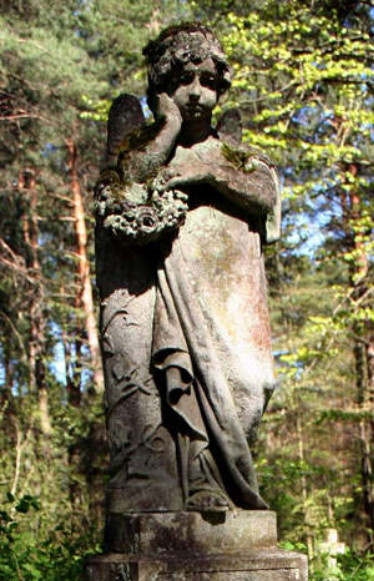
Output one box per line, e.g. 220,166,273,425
96,138,279,513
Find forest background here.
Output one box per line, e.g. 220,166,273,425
0,0,373,579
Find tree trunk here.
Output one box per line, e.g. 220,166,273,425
345,164,374,544
296,410,315,569
19,169,52,435
65,140,106,527
66,139,103,394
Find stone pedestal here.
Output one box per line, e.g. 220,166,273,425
86,511,308,580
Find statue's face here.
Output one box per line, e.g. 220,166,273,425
170,57,218,122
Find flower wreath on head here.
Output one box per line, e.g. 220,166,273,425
144,24,232,113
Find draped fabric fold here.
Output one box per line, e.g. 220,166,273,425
152,237,268,509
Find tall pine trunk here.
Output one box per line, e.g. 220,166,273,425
19,169,52,435
345,164,374,543
66,139,107,528
66,139,103,394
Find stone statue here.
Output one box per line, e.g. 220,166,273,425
94,23,281,520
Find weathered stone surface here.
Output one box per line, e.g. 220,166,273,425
86,512,308,580
105,511,277,554
86,550,308,581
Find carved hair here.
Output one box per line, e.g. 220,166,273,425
143,23,232,113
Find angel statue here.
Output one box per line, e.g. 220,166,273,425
94,23,281,523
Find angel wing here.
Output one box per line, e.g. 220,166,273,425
105,94,145,167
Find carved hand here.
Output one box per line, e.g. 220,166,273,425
118,94,183,183
163,146,277,216
156,93,182,132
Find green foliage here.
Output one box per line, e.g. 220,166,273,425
0,491,99,580
313,550,374,581
0,394,105,579
0,0,373,578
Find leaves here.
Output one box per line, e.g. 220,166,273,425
0,1,373,580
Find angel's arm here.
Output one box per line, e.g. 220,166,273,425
100,93,182,185
164,109,275,216
164,146,277,217
111,95,182,185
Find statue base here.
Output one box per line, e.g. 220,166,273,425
85,511,308,580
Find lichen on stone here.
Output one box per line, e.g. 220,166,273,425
221,141,274,173
124,117,167,153
94,177,188,245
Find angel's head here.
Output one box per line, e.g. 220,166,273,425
143,23,232,119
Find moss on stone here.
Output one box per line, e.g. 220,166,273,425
221,141,274,173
